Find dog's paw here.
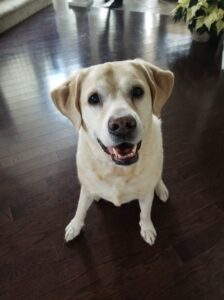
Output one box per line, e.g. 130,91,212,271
155,180,169,203
140,222,157,246
65,220,82,242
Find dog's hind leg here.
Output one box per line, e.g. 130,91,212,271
155,179,169,203
65,186,94,242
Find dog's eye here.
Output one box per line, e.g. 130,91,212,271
131,86,144,99
88,93,101,105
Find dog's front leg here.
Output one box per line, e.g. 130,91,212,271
139,192,157,246
65,186,94,242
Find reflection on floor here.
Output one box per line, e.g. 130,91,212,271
92,0,176,14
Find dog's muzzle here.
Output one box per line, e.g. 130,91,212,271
97,115,141,165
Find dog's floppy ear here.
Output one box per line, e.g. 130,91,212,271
51,73,82,129
134,59,174,117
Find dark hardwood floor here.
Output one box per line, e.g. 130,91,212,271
0,2,224,300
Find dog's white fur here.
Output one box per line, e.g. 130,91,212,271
51,59,174,245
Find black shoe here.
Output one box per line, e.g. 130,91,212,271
109,0,123,9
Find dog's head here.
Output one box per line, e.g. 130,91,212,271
51,59,174,166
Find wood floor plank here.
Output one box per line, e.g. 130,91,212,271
0,136,76,169
0,128,75,159
158,240,224,300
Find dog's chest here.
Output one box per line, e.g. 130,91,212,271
78,160,158,206
94,174,140,206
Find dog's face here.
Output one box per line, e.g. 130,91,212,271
51,59,174,166
79,61,152,166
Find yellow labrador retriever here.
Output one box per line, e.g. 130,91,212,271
51,59,174,245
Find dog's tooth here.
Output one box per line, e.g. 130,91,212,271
107,147,113,155
112,148,118,155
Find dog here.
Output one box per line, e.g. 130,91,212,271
51,59,174,245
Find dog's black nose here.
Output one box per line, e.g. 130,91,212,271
108,115,137,137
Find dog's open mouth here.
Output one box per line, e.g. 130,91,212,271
97,139,142,166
